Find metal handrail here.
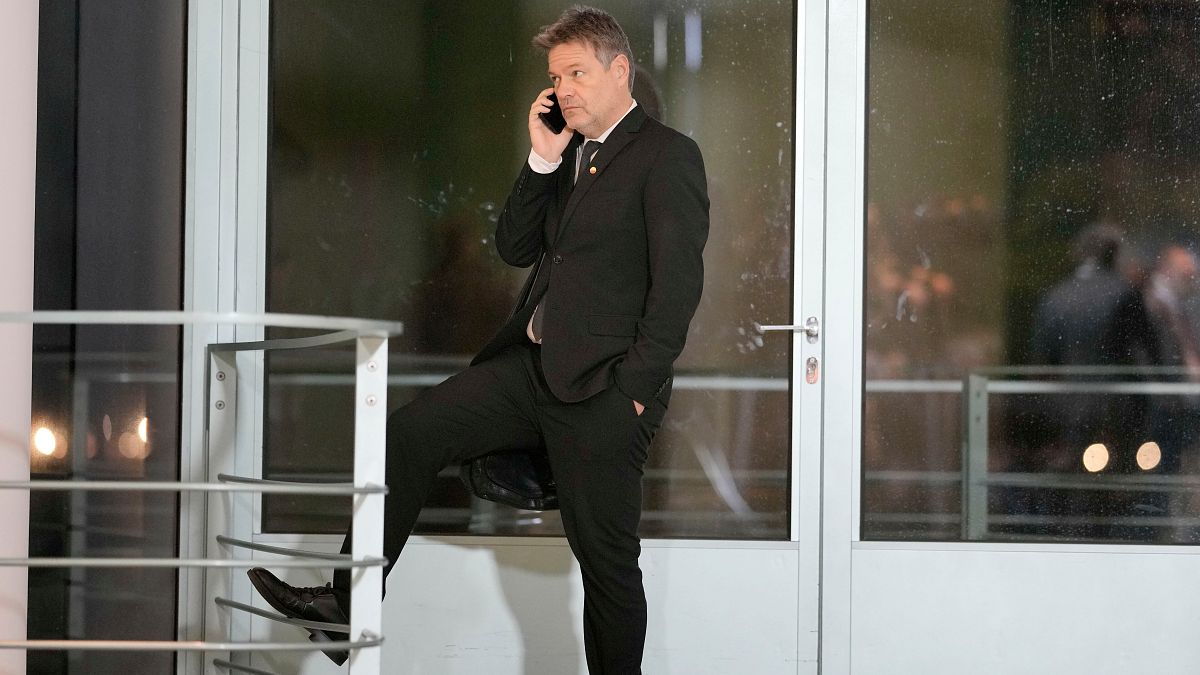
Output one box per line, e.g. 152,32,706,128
211,329,364,353
0,310,394,666
215,597,349,633
0,310,403,336
0,634,382,651
216,535,385,564
0,479,383,495
0,557,382,569
962,367,1200,539
980,472,1200,493
970,365,1200,376
217,473,386,494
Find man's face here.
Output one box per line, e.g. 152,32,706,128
1162,247,1199,296
547,40,629,138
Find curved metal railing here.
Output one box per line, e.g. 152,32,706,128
0,310,401,674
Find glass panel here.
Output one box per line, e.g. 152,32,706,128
265,0,795,538
865,0,1200,543
30,1,184,671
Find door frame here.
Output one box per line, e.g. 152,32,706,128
818,0,866,671
180,1,830,672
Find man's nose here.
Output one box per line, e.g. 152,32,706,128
555,82,574,99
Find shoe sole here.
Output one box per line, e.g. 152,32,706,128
246,569,349,666
308,629,350,666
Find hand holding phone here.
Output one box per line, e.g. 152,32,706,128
539,93,567,134
528,88,572,163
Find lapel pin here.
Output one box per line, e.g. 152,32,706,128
589,166,597,175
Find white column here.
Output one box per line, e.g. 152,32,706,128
0,0,39,670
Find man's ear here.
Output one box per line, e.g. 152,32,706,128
611,53,630,85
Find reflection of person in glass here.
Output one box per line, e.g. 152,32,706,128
1029,224,1159,378
1145,245,1200,376
1026,224,1159,531
1144,245,1200,533
246,6,710,671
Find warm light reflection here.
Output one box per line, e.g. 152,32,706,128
1082,443,1110,473
138,417,149,443
1137,442,1162,471
118,432,144,460
33,427,56,457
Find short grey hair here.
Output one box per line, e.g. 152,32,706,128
533,5,635,91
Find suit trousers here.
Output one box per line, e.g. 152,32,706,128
333,342,667,674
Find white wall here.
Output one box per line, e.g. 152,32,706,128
0,0,38,669
851,544,1200,674
250,538,802,675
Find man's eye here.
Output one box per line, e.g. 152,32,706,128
573,70,584,77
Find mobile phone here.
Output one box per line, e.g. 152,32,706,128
539,92,567,134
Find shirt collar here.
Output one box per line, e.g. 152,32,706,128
586,100,638,144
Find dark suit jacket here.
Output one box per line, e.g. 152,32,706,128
472,105,709,406
1026,265,1160,466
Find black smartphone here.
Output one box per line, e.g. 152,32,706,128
539,92,567,134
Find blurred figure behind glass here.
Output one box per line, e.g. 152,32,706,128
1024,223,1160,538
1144,244,1200,540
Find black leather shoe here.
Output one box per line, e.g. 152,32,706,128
247,567,350,666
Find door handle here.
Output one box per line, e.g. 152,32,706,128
754,316,820,344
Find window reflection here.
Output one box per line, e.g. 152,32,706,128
265,0,795,539
30,1,185,672
866,0,1200,543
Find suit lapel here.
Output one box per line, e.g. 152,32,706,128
547,134,584,245
554,106,647,247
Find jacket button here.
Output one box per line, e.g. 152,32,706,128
552,254,563,264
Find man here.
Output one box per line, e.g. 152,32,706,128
247,6,709,673
1144,245,1200,537
1023,223,1158,538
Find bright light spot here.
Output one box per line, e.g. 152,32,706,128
137,417,149,443
33,427,56,456
684,10,702,72
1082,443,1110,473
1137,441,1162,471
118,432,146,460
102,414,112,441
653,13,667,70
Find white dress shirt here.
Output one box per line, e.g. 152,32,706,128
527,100,638,173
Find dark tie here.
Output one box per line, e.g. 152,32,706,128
575,140,602,184
530,140,603,343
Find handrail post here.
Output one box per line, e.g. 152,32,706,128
963,373,989,540
206,347,247,665
349,335,387,673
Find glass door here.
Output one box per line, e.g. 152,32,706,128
229,1,826,673
258,0,800,544
821,2,1200,673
